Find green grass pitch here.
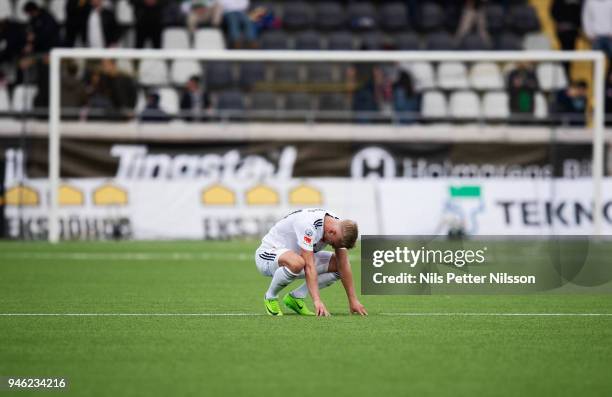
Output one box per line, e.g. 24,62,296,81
1,240,611,396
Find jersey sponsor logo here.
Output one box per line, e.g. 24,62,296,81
304,235,312,244
305,229,313,237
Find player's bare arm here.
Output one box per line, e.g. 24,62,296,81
335,247,368,316
302,249,330,317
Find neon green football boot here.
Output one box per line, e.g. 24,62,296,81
283,294,315,316
264,297,283,316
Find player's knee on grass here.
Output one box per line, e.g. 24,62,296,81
278,251,305,274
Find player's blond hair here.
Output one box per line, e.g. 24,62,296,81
340,220,359,249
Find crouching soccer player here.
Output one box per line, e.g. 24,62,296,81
255,208,367,317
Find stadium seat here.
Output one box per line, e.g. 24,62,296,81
395,33,421,50
470,62,504,90
117,59,135,75
536,63,568,91
482,92,510,119
14,0,29,22
535,92,548,119
496,32,523,50
507,5,540,34
116,0,134,25
307,63,335,83
402,62,435,90
282,1,314,31
295,31,322,50
379,2,409,32
418,2,444,32
260,30,290,50
0,1,11,19
523,33,552,50
206,62,234,90
421,91,447,119
249,92,278,111
0,86,10,112
274,63,301,83
459,33,493,51
171,60,203,85
315,2,346,31
194,29,226,50
138,60,169,86
327,31,354,50
11,85,37,112
49,0,66,23
162,28,190,49
449,91,481,119
217,90,245,111
485,4,505,34
239,62,266,89
347,2,378,31
317,93,350,113
425,32,455,51
285,92,313,111
437,62,469,90
360,31,386,50
157,87,180,115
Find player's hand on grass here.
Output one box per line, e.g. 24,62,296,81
349,299,368,316
314,299,330,317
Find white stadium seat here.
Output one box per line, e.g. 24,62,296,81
536,63,568,91
162,28,191,49
138,60,169,86
116,59,135,75
171,60,202,85
470,62,504,90
0,86,10,111
437,62,469,90
116,0,134,25
49,0,66,23
0,1,13,19
11,85,38,112
421,90,447,119
194,29,226,50
449,90,481,119
482,91,510,119
535,92,548,119
401,62,435,90
523,33,552,51
157,88,180,115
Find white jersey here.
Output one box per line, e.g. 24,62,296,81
261,208,339,253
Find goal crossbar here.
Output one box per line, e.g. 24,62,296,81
47,49,608,242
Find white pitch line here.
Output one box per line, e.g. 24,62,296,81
0,313,263,317
381,313,612,317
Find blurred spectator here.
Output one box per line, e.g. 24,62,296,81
249,5,279,34
131,0,165,49
405,0,420,27
140,91,170,122
582,0,612,60
0,19,27,64
23,1,60,54
347,62,383,123
85,59,137,119
180,76,210,121
86,0,121,48
455,0,490,46
218,0,256,48
392,70,420,124
65,0,91,47
61,60,87,116
551,0,583,77
507,62,539,120
553,80,588,125
181,0,222,33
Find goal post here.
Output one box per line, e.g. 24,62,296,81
47,49,608,243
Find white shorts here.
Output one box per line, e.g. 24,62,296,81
255,246,333,278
